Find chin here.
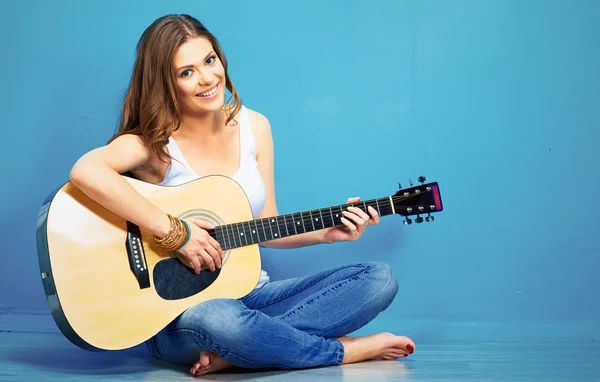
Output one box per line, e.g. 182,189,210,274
188,97,225,114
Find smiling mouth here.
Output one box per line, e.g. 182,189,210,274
196,83,219,97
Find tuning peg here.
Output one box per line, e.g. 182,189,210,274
425,213,435,222
397,182,402,190
409,178,414,187
415,215,424,224
418,176,427,184
403,217,412,225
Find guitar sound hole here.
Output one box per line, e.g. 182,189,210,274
153,258,220,300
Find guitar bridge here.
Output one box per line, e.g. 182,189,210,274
126,221,150,289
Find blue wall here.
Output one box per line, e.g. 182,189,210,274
1,0,598,342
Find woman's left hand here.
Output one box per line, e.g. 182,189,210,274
322,197,380,243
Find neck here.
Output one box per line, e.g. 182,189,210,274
177,109,224,138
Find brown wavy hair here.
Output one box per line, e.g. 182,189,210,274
109,14,242,162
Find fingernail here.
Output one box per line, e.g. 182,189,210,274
406,344,414,352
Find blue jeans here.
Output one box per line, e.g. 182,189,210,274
145,262,399,369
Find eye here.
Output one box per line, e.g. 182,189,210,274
180,69,192,78
206,55,217,65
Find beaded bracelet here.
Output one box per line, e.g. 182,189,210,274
174,220,191,251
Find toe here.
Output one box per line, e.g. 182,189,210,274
190,362,203,376
200,350,212,366
397,336,416,353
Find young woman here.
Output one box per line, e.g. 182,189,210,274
70,14,415,377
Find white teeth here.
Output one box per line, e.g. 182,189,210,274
198,86,218,97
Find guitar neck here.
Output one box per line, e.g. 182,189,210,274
214,197,396,250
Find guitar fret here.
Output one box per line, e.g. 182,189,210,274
282,214,290,237
314,209,324,230
221,224,228,250
239,222,246,246
266,218,274,240
214,226,222,249
318,209,325,229
250,220,260,244
241,222,248,246
336,206,344,225
321,207,331,228
268,217,277,239
228,223,235,249
298,212,306,233
291,213,299,234
259,218,266,241
230,223,238,248
308,210,315,231
375,198,381,215
244,221,251,245
237,223,243,247
277,216,287,238
234,222,242,247
276,217,282,238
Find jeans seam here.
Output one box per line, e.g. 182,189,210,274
332,338,345,365
278,269,369,321
252,264,369,310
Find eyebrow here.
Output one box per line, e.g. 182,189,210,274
176,51,216,71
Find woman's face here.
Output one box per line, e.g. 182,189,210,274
173,36,226,115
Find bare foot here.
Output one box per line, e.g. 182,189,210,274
190,350,233,377
338,333,415,364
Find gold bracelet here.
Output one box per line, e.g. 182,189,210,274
154,214,184,249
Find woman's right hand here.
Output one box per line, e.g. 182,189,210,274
176,219,224,274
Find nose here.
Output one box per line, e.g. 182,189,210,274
196,67,214,86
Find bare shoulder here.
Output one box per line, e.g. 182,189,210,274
101,133,154,173
246,107,272,139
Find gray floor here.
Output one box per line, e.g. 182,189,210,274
1,332,599,381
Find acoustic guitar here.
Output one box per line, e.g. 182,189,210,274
36,175,443,351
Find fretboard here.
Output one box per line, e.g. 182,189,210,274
214,196,396,250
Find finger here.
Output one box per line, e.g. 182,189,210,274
198,249,216,272
192,219,215,230
188,254,202,275
342,210,366,228
346,197,360,205
208,236,224,259
340,217,357,231
204,244,222,269
368,206,381,224
348,206,370,222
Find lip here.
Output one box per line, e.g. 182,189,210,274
195,82,220,99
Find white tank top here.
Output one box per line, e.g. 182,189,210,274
158,106,270,288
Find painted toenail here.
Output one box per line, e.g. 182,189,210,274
406,344,414,352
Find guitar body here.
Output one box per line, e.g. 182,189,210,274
36,175,262,351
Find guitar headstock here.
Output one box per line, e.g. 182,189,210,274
392,176,443,225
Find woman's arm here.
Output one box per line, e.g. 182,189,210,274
70,134,171,238
70,134,223,273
